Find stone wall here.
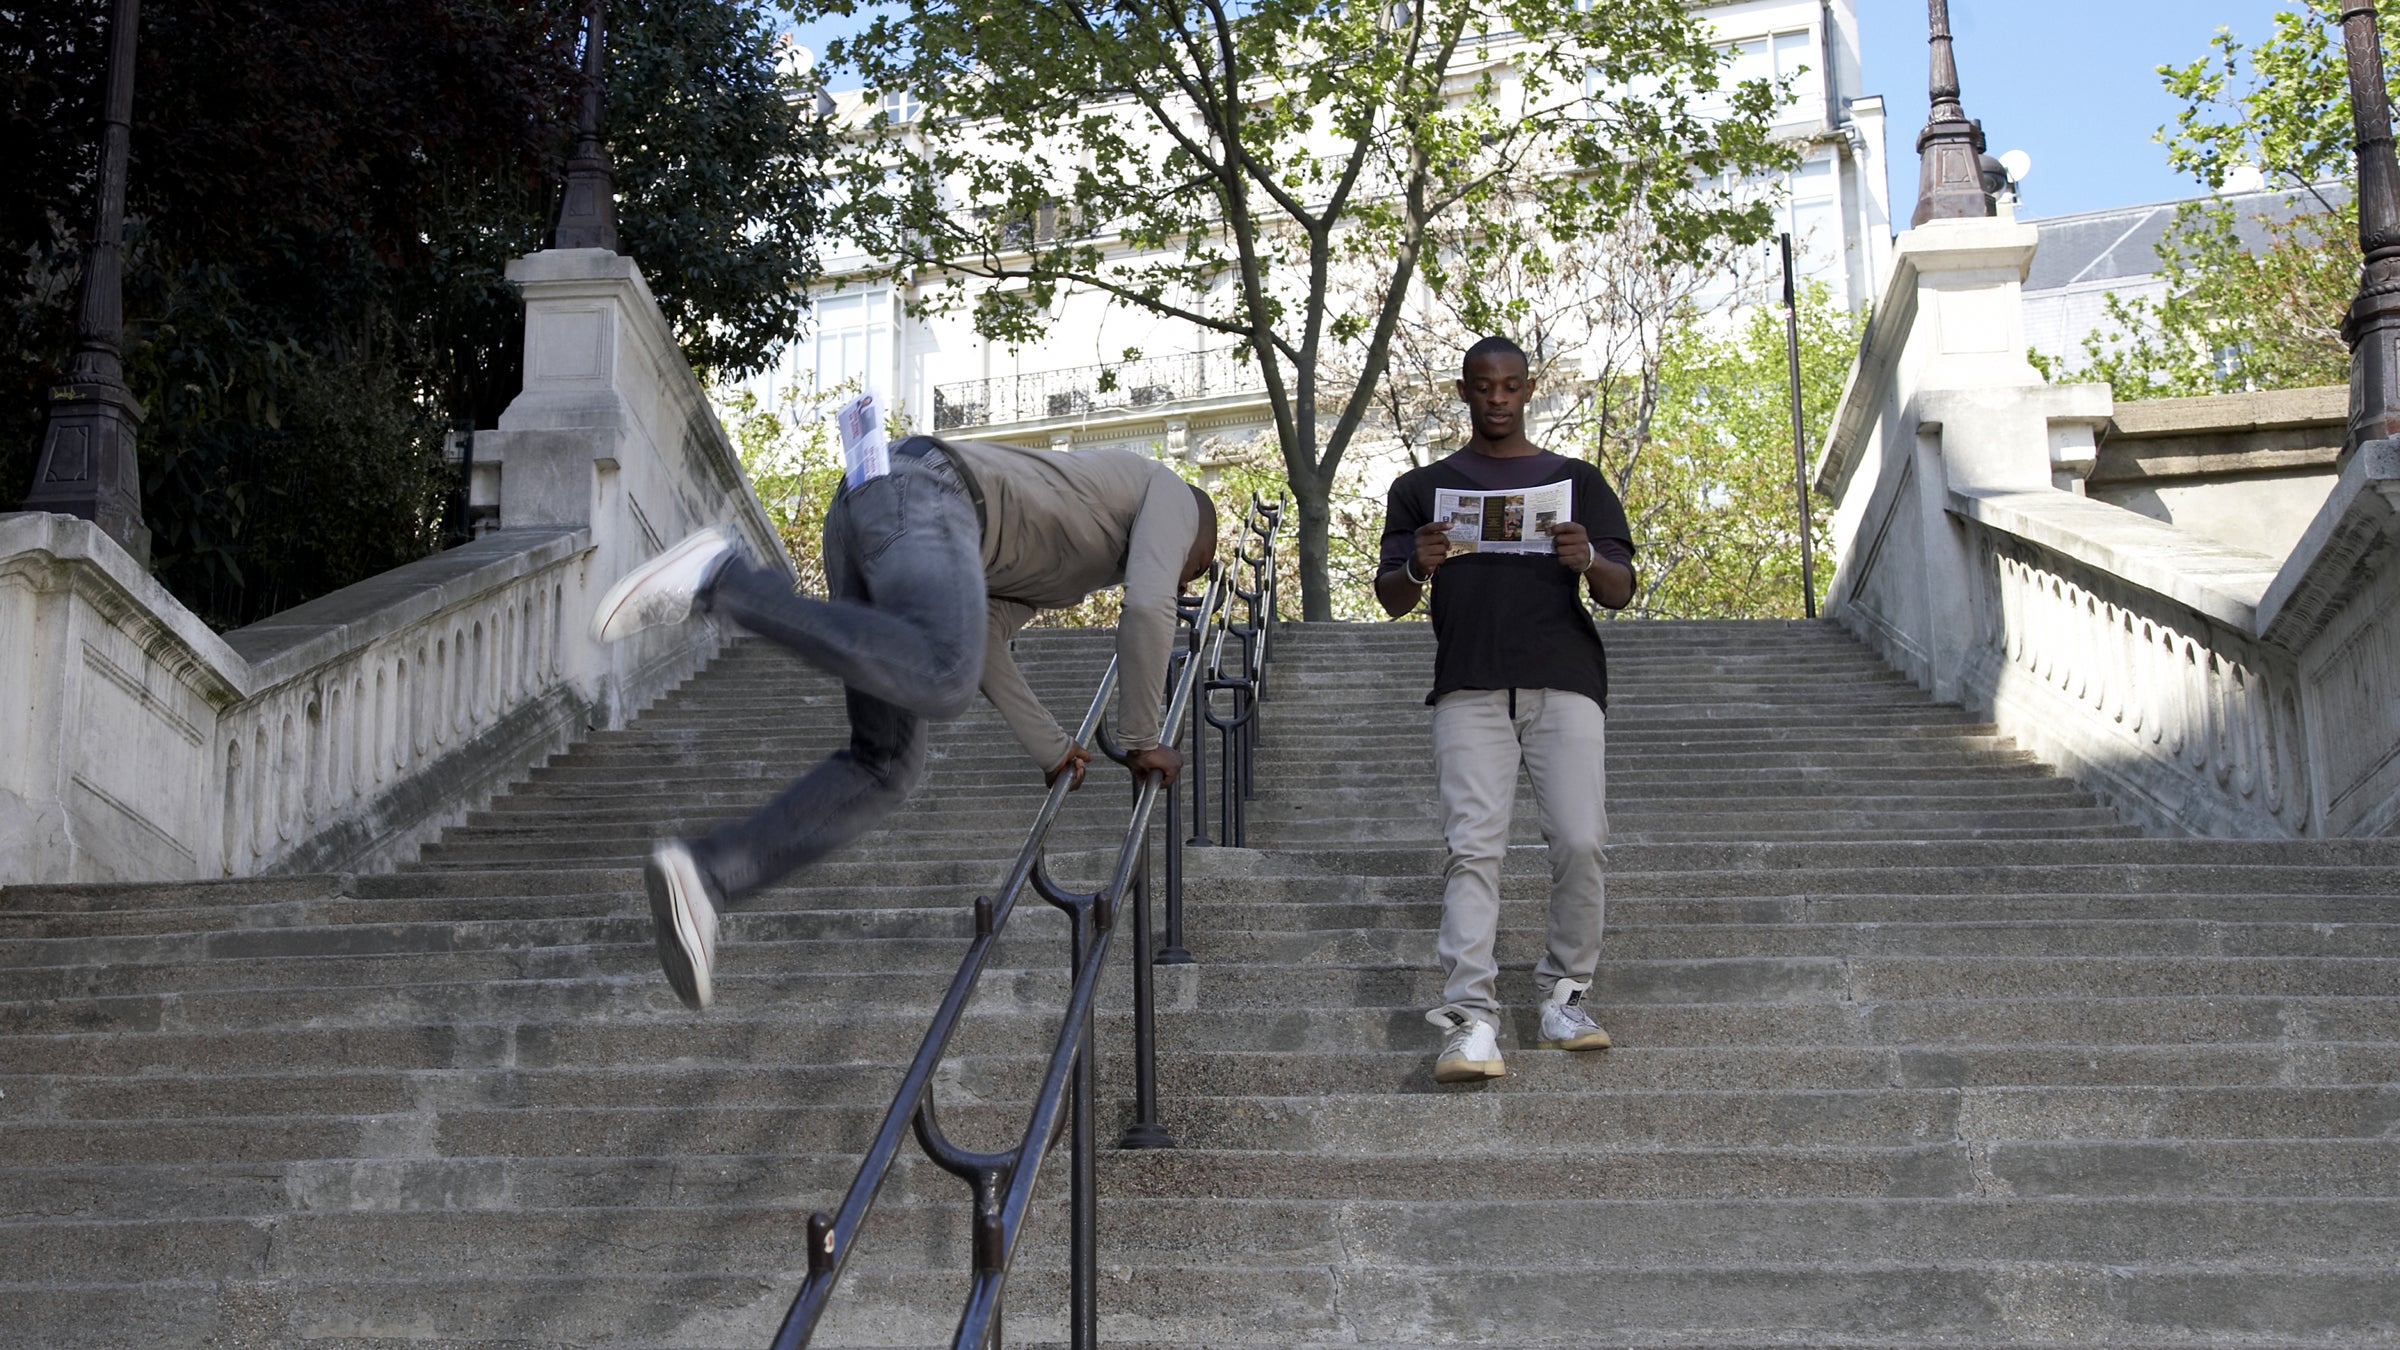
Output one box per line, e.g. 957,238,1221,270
0,248,790,884
2079,386,2345,561
1816,219,2400,839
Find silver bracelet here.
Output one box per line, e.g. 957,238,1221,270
1404,558,1430,585
1572,551,1595,575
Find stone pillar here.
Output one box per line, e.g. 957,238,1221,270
1816,217,2110,702
483,250,645,530
476,247,790,728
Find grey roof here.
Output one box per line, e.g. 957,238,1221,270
2021,183,2352,292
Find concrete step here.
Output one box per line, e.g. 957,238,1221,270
11,912,2389,976
9,1197,2399,1289
12,1265,2397,1348
5,992,2391,1079
16,1137,2399,1225
8,943,2394,1036
11,1083,2399,1171
12,1042,2400,1133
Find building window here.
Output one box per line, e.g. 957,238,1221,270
1697,28,1824,126
1786,154,1840,266
808,288,893,400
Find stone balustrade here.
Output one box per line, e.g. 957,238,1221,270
0,247,789,884
210,528,595,877
1818,216,2400,838
1948,487,2306,837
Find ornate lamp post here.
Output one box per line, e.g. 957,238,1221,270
2340,1,2400,450
1910,0,1999,227
21,0,149,562
553,0,620,251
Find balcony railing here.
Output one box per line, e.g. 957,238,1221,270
933,348,1263,432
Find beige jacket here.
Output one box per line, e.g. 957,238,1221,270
946,440,1200,769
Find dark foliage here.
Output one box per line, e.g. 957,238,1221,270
1,0,822,628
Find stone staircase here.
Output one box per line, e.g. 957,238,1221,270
4,619,2397,1348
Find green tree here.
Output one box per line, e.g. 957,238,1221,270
1601,283,1856,620
2,0,824,628
2056,0,2389,397
802,0,1792,619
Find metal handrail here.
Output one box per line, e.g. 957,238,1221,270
1186,496,1284,851
773,567,1231,1350
1159,495,1281,954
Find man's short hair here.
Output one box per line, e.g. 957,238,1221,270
1189,483,1219,547
1462,335,1529,380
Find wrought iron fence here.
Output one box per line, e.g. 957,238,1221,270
932,349,1263,432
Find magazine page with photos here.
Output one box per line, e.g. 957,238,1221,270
1433,480,1573,556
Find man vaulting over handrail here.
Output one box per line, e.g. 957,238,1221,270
591,432,1218,1009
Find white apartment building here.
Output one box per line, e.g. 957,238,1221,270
755,0,1893,466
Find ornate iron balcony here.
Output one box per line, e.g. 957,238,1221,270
933,348,1262,432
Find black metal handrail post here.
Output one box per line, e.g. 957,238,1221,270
1110,590,1222,1143
774,572,1228,1350
770,636,1134,1350
1117,626,1200,1145
1183,631,1213,850
1205,496,1282,845
947,577,1225,1350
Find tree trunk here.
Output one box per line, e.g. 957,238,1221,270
1289,467,1335,621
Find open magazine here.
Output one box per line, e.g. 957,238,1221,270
835,391,891,489
1434,479,1572,556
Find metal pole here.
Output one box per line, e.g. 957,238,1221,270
1121,790,1174,1145
1185,648,1212,849
553,0,620,251
1069,911,1098,1350
1911,0,1997,226
1781,234,1819,620
2341,1,2400,451
1159,772,1192,964
23,0,149,562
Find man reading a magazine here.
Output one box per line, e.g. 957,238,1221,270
1374,335,1637,1083
592,432,1216,1010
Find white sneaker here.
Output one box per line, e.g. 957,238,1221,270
1428,1008,1505,1083
644,840,720,1010
591,528,734,643
1535,979,1611,1050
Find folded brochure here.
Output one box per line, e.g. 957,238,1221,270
1434,479,1572,555
836,391,890,489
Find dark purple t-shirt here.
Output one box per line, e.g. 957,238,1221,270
1377,447,1637,708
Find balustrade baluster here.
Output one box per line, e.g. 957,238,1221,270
2227,662,2246,797
220,739,242,874
251,726,271,859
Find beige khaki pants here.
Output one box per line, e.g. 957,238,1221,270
1429,687,1608,1028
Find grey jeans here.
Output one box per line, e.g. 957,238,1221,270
1429,687,1609,1027
688,448,986,903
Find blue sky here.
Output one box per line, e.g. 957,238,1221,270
1855,0,2301,220
784,1,2315,223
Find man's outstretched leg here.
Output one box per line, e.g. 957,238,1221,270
646,684,925,1008
592,451,986,719
590,450,986,1007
